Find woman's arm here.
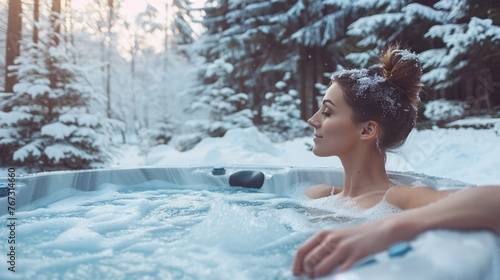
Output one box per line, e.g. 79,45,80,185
293,185,500,278
397,185,500,234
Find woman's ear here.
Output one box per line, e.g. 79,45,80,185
359,121,379,142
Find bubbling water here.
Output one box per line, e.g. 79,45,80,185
0,180,402,279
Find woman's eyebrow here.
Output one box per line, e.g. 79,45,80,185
323,99,336,107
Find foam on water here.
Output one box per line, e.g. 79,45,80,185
1,180,372,279
2,180,499,280
304,192,402,223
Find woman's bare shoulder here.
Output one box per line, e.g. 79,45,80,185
386,184,457,210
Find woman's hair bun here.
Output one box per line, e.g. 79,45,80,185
380,45,422,105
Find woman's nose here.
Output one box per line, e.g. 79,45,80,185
308,114,320,128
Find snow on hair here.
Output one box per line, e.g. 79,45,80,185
380,46,422,105
330,45,422,151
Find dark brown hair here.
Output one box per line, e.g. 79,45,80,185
331,45,422,150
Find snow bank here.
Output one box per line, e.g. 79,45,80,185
139,126,500,186
145,127,288,166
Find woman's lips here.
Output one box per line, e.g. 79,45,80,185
313,134,323,142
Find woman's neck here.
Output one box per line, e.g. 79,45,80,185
338,147,394,198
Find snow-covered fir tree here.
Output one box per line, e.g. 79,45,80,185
199,0,310,115
288,0,346,48
194,0,499,129
137,116,175,155
419,0,500,91
261,72,309,142
333,0,411,68
337,0,500,101
198,0,349,121
170,0,196,46
189,58,253,137
0,15,121,171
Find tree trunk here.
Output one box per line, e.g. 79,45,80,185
163,1,169,72
130,35,137,134
33,0,39,43
298,46,315,120
51,0,61,46
297,46,327,120
64,0,74,47
4,0,22,93
106,0,114,118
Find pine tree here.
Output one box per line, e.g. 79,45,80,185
198,0,297,116
137,115,175,155
189,58,253,137
171,0,196,46
195,0,500,125
198,0,349,121
419,0,500,94
284,0,350,118
260,72,309,141
0,14,121,171
331,0,500,105
330,0,410,68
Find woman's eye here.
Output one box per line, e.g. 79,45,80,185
321,111,332,117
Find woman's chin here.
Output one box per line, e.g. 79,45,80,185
312,148,332,157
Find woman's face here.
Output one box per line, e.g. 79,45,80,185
307,82,360,157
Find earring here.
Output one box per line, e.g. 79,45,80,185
375,136,382,154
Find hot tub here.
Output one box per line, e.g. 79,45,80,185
0,166,498,279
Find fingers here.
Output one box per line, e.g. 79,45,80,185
292,230,329,276
338,256,358,274
304,239,342,278
303,236,337,273
312,249,345,277
315,244,361,277
294,233,367,278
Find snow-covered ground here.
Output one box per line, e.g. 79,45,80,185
111,125,500,186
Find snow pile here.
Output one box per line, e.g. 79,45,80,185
137,125,500,186
145,127,286,166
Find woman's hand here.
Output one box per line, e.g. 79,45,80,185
292,218,411,278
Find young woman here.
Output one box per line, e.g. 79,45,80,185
292,46,500,278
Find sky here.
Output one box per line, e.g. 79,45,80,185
71,0,205,58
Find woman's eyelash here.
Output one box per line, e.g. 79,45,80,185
321,111,332,117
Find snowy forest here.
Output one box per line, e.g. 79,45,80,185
1,0,499,172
